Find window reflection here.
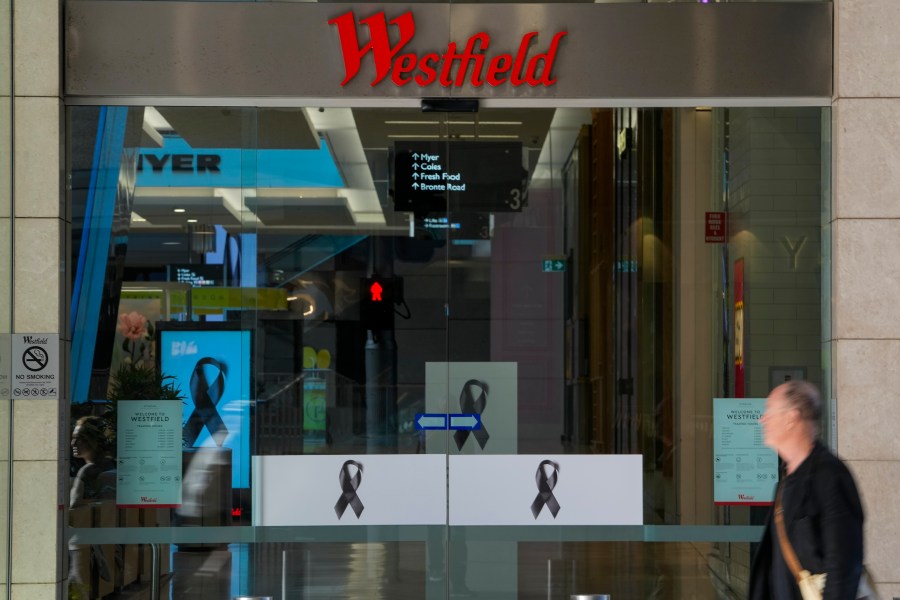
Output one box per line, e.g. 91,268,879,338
66,104,826,600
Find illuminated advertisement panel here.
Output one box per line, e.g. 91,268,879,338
159,326,252,489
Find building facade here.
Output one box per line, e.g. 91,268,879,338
2,0,899,599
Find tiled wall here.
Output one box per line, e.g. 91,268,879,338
834,0,900,595
0,0,10,594
10,0,65,598
727,108,823,398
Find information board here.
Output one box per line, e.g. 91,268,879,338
393,141,527,215
117,400,183,507
713,398,778,505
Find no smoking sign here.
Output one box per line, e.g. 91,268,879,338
11,334,58,400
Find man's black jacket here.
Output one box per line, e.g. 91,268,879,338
749,441,863,600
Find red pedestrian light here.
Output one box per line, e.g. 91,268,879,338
370,281,383,302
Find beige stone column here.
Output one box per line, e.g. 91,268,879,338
10,0,65,598
834,0,900,595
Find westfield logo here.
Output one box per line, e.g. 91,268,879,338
329,11,567,88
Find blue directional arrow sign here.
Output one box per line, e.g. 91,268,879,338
414,413,481,430
415,413,448,430
449,413,481,430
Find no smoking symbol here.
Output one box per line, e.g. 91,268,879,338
22,346,48,372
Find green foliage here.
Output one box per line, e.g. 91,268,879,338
107,363,184,402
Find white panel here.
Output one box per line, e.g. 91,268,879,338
449,454,642,526
253,454,447,526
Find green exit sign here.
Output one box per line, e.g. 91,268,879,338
542,258,566,272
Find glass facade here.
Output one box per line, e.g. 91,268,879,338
64,104,830,599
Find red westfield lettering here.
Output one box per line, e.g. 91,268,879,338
328,11,567,88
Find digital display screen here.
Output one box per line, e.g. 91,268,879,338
167,263,223,287
160,328,251,488
393,141,527,215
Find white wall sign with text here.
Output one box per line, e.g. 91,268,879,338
117,400,183,508
713,398,778,505
11,333,58,399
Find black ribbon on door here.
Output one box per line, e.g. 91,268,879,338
453,379,490,451
334,460,365,519
183,357,229,447
531,460,561,519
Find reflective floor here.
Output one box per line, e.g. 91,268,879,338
92,540,749,600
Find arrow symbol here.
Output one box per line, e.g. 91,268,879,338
413,153,419,160
413,172,419,179
555,261,564,269
412,163,419,170
412,182,419,190
449,413,481,430
415,414,448,430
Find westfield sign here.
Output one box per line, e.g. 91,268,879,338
329,11,567,88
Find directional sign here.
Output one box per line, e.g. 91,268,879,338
394,141,527,215
415,413,448,430
11,334,58,399
415,413,482,431
542,258,566,272
449,413,481,430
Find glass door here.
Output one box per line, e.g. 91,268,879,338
65,103,830,600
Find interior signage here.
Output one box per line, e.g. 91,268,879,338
713,398,777,506
137,153,221,173
393,141,527,214
329,11,567,88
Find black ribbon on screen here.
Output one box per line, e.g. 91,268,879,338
453,379,490,451
531,460,561,519
334,460,365,519
225,234,242,286
183,357,229,447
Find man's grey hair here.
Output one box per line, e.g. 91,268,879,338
780,380,823,426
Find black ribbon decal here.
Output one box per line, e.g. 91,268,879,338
334,460,365,519
453,379,490,451
531,460,561,519
184,357,229,447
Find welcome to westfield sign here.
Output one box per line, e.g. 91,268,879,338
329,11,567,88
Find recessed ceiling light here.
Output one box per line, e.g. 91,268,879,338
384,120,441,125
187,218,198,223
449,121,523,126
174,208,186,213
162,241,181,246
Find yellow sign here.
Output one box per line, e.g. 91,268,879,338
120,287,288,315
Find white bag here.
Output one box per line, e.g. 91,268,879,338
795,567,880,600
797,569,825,600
